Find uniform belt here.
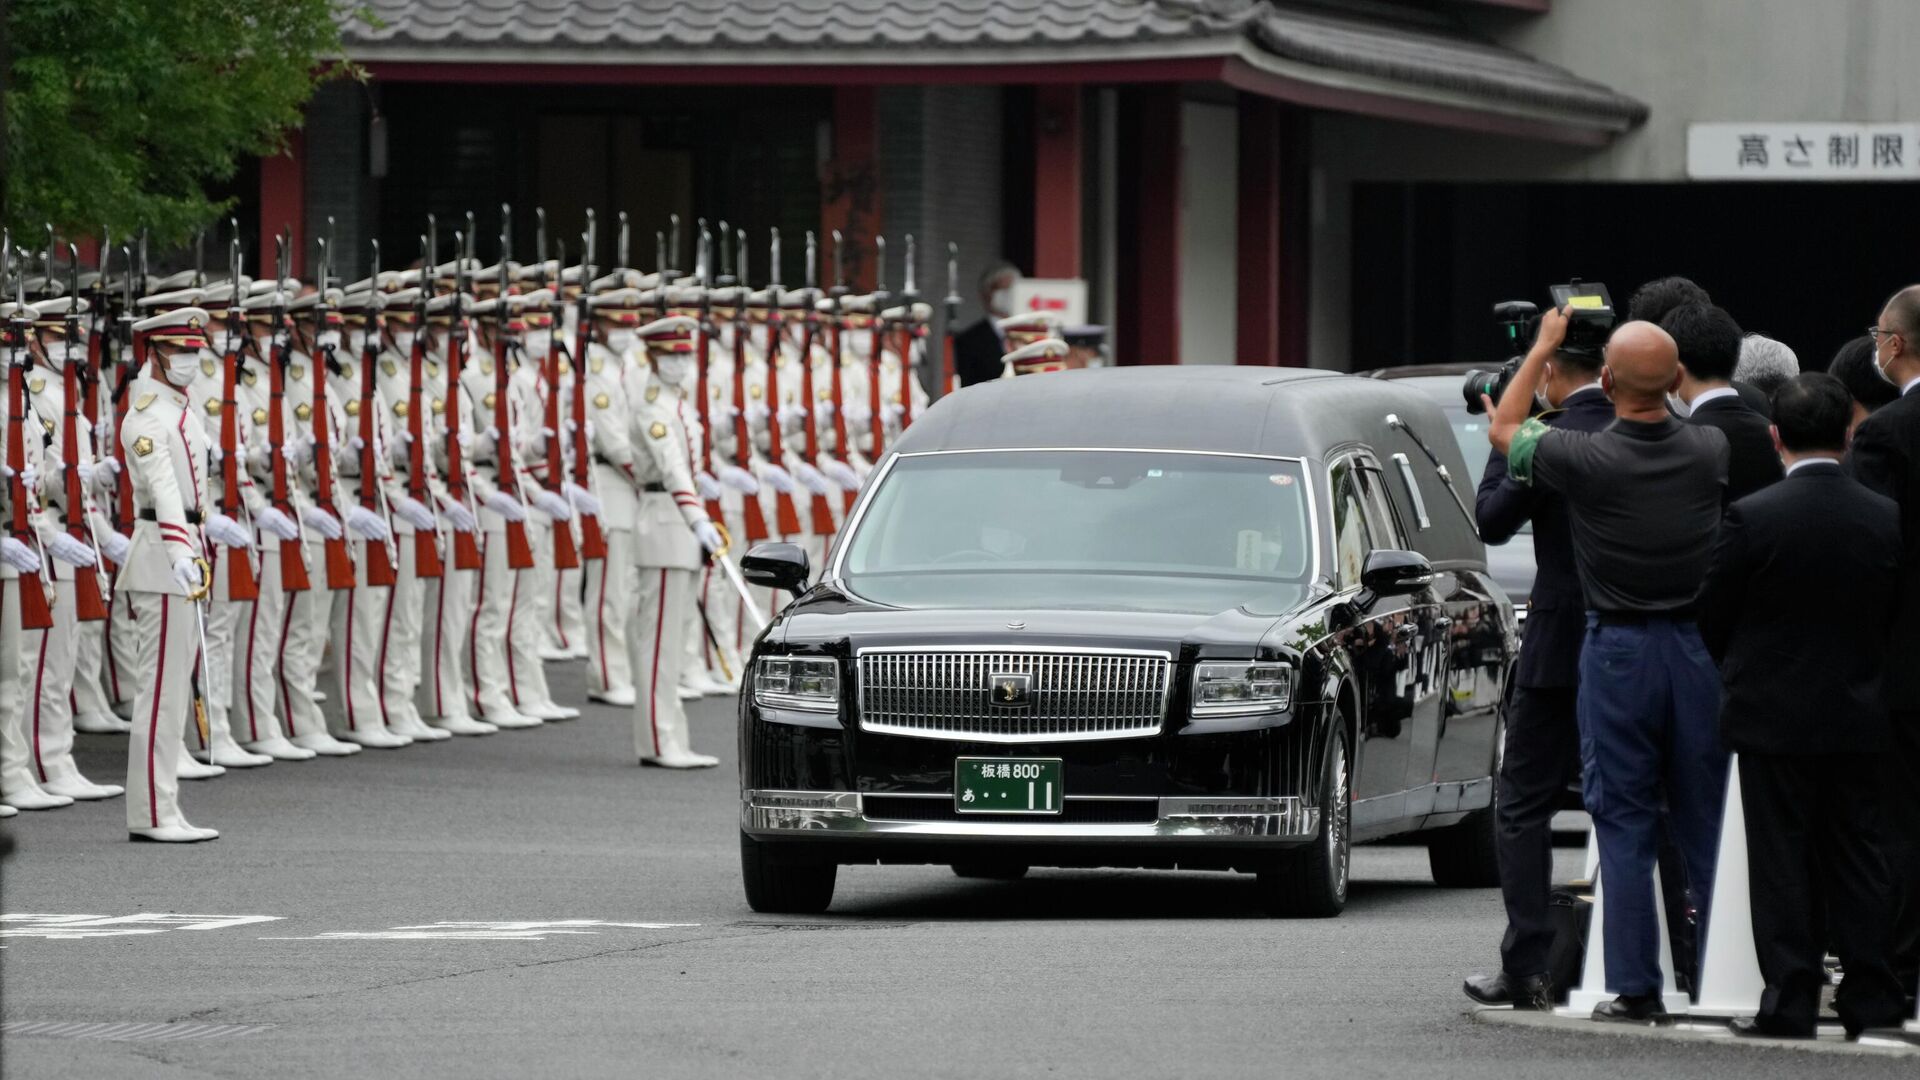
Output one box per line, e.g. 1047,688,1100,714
1592,606,1696,626
643,482,666,492
138,508,204,525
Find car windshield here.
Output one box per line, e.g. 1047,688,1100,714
840,449,1314,615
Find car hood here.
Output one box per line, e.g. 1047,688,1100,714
772,589,1295,658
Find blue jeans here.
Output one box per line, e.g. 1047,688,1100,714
1577,614,1729,996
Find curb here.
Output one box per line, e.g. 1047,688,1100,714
1470,1006,1920,1058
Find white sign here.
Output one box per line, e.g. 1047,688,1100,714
1687,122,1920,180
1010,279,1088,326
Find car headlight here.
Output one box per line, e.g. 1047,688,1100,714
1190,661,1293,717
753,656,840,712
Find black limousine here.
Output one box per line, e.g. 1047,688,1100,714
736,366,1516,916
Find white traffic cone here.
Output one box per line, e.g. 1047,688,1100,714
1692,757,1764,1017
1559,829,1690,1017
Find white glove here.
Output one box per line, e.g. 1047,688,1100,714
696,472,722,501
844,402,872,426
394,495,437,532
760,463,798,494
483,491,527,523
458,431,475,452
718,464,760,495
694,520,724,554
77,461,100,486
885,403,907,423
438,497,477,533
777,404,809,427
0,463,11,479
822,459,861,489
0,537,41,574
100,530,131,564
210,444,225,463
792,460,835,495
101,457,122,475
205,513,253,550
256,506,300,541
349,436,366,453
745,403,772,425
95,418,112,441
47,533,98,568
584,420,596,442
565,482,601,516
172,556,205,593
815,400,836,419
532,488,573,521
398,429,414,444
232,443,248,467
285,436,313,468
21,465,38,494
541,426,557,442
300,505,344,541
485,426,501,444
345,505,391,542
719,405,742,423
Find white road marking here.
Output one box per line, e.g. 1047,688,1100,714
0,914,285,939
260,920,702,942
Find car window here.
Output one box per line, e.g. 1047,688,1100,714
1330,458,1372,590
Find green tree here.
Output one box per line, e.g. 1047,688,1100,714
2,0,364,245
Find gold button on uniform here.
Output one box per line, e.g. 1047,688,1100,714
393,400,408,418
645,386,660,404
484,392,496,409
199,358,215,377
431,398,445,415
28,377,45,394
382,361,398,378
345,400,361,417
295,403,313,421
290,365,305,381
593,393,610,410
204,399,222,417
649,422,668,440
133,435,154,457
252,408,268,425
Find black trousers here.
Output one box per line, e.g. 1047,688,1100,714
1884,710,1920,993
1740,753,1906,1033
1495,683,1580,976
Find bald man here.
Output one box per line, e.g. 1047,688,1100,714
1489,312,1731,1025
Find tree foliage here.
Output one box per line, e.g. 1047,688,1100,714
3,0,362,245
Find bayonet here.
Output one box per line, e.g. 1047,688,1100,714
804,230,818,293
193,227,205,287
735,227,749,299
830,229,847,298
427,213,439,284
902,234,918,298
668,214,681,279
535,207,549,292
615,210,629,270
716,219,735,288
769,228,783,292
874,235,889,296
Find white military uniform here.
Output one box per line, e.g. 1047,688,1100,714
502,298,571,720
549,280,590,660
70,312,132,738
690,307,749,694
627,316,720,768
581,295,644,704
117,307,220,841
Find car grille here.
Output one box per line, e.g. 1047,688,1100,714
855,649,1171,743
862,795,1160,824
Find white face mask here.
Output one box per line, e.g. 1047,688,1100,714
846,332,873,360
391,329,417,356
208,330,234,356
989,288,1013,318
318,329,343,351
653,354,692,388
525,328,553,361
162,349,198,388
43,341,75,367
1874,336,1901,387
606,329,637,355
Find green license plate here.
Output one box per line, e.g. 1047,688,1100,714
955,758,1064,815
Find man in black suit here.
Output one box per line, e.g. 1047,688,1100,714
1627,276,1772,418
952,262,1021,387
1664,303,1783,504
1848,283,1920,1002
1462,340,1614,1010
1698,373,1908,1038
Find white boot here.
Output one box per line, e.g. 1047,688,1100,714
389,711,452,742
522,701,580,721
337,727,411,749
290,732,362,756
41,775,124,801
483,709,543,730
589,686,637,707
2,784,74,810
0,803,16,817
641,751,721,769
430,714,499,736
244,736,319,761
176,755,226,781
129,823,219,843
73,712,133,734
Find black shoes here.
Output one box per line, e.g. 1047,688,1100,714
1590,994,1671,1025
1727,1015,1813,1040
1462,971,1554,1011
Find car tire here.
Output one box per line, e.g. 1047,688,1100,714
952,862,1029,880
1427,715,1503,888
740,831,837,914
1256,722,1350,918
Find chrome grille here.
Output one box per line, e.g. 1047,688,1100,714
856,648,1171,743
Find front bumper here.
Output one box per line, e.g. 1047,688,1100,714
742,790,1319,842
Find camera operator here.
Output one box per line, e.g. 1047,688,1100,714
1487,311,1731,1025
1463,327,1613,1011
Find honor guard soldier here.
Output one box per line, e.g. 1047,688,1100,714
20,298,127,800
690,282,755,696
547,263,592,661
119,306,220,842
627,314,724,768
581,287,646,706
995,312,1066,378
0,300,65,813
877,300,932,433
503,286,579,719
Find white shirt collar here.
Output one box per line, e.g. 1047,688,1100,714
1902,374,1920,397
1786,457,1842,476
1688,386,1739,408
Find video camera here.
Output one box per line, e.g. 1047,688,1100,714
1461,280,1614,414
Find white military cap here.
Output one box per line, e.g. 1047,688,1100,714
21,277,67,298
1003,337,1070,376
197,277,253,309
882,302,933,323
286,288,345,312
337,289,387,315
425,291,469,317
153,269,199,291
132,306,213,347
517,287,556,309
28,297,90,321
138,287,204,311
637,315,698,353
247,277,300,297
587,288,647,324
590,268,650,293
346,270,405,294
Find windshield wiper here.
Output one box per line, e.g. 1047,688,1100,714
1385,413,1479,540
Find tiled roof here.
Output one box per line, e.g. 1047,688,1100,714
342,0,1646,133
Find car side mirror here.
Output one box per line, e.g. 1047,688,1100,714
1360,549,1432,596
741,542,811,595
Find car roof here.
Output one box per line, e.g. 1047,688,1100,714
898,366,1443,460
1362,362,1478,379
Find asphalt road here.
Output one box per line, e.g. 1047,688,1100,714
0,660,1909,1079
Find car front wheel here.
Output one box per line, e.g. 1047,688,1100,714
740,832,837,914
1256,722,1350,917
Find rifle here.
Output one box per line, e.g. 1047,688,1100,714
444,232,483,571
265,235,312,592
493,228,535,570
215,237,259,603
943,242,962,398
761,229,802,538
82,231,112,566
693,222,723,524
826,230,855,512
795,231,837,538
308,239,357,589
535,211,580,571
110,244,136,544
5,255,55,631
729,228,771,545
56,244,110,620
407,235,444,581
571,212,606,560
350,244,397,588
897,234,920,429
868,235,890,458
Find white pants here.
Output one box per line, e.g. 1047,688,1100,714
106,586,142,711
555,559,586,654
22,587,82,786
583,530,634,695
242,546,296,741
124,591,198,830
0,580,42,800
191,597,247,757
383,539,429,727
73,618,117,724
328,540,394,737
270,546,335,741
470,531,518,720
421,563,475,722
508,522,555,709
633,566,698,760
